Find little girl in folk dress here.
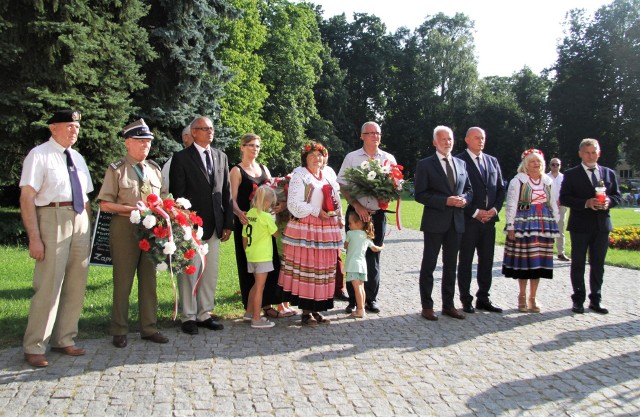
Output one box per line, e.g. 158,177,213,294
344,212,383,318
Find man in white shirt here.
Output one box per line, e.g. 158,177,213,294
549,158,570,261
20,110,94,367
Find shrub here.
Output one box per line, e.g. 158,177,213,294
0,208,26,246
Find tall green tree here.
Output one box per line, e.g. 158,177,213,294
550,0,640,169
135,0,236,163
257,0,324,175
215,0,283,166
0,0,155,194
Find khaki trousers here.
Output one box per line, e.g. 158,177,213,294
109,215,158,337
23,206,90,354
179,234,220,322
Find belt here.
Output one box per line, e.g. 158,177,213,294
41,201,73,208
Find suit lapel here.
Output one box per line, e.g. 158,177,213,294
431,155,450,191
188,146,211,185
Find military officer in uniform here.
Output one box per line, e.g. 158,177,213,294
98,119,169,348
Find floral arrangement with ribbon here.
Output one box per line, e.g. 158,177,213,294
129,193,208,319
342,159,406,229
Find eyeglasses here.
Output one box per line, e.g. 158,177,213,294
550,163,560,167
363,132,381,136
193,126,214,132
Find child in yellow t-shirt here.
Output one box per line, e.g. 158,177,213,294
242,185,279,328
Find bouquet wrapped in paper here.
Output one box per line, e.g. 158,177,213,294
342,159,405,210
129,193,208,318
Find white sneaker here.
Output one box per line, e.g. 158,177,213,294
251,317,275,328
243,312,253,322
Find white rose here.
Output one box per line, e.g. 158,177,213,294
182,226,192,240
142,215,157,229
367,171,377,180
200,243,209,256
129,210,141,224
176,197,191,209
196,227,204,240
156,262,168,272
360,160,370,169
163,241,177,255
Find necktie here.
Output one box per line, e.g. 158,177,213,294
588,168,598,187
443,157,456,191
204,148,213,177
64,149,84,214
477,156,487,182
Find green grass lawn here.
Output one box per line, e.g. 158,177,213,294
1,196,638,348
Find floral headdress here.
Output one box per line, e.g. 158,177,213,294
521,148,544,160
302,141,328,157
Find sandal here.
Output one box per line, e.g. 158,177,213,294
263,307,283,318
312,312,331,324
301,313,317,327
528,297,541,313
518,295,527,312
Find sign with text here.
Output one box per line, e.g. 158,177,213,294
90,209,113,267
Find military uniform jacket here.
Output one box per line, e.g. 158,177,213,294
98,156,162,206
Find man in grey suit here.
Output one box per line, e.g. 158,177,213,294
456,127,505,314
415,126,473,321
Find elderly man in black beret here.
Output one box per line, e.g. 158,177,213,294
20,109,94,367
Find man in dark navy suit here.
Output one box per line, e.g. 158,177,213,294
456,127,505,314
170,116,232,333
415,126,473,321
560,138,621,315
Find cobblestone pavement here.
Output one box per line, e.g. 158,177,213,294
1,227,639,416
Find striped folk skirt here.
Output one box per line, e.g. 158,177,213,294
278,214,342,311
502,203,560,279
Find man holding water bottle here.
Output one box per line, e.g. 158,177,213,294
559,138,622,315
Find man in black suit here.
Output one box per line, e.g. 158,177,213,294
559,138,621,315
169,116,233,333
415,125,473,321
456,127,505,314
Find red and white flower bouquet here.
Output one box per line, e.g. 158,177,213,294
129,193,208,318
342,159,405,210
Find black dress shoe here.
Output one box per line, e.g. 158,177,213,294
181,320,199,335
142,332,169,344
365,301,380,313
345,303,355,314
196,317,224,330
572,303,585,314
476,300,503,313
334,291,349,301
112,335,127,348
462,304,475,314
588,304,609,314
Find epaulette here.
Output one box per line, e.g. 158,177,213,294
146,159,161,170
110,159,125,170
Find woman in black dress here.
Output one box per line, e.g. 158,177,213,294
230,133,295,318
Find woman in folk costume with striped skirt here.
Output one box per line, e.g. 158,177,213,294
503,149,560,313
278,141,343,326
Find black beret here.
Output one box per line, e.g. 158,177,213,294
47,110,81,124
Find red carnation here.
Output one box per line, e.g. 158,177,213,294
184,249,196,260
146,194,159,205
175,212,188,226
138,239,151,251
194,215,203,227
163,199,175,211
185,265,197,275
153,225,169,239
